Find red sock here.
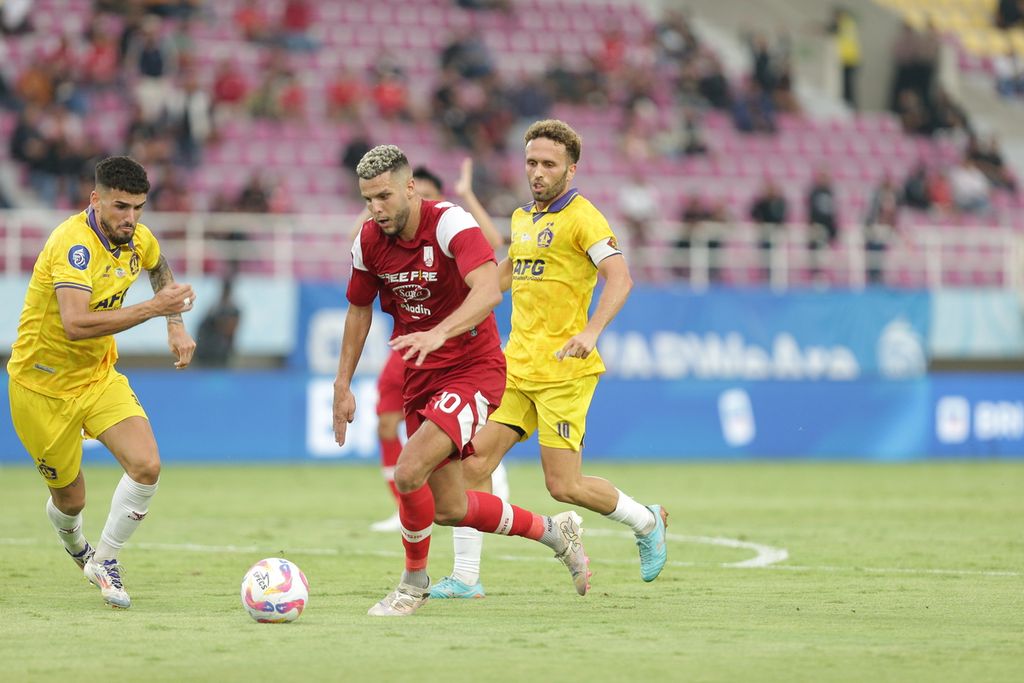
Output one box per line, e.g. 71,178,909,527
460,490,545,540
380,438,402,503
398,484,434,572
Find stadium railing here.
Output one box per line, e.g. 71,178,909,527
1,210,1021,289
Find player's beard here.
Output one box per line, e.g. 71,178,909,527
381,204,411,239
99,215,136,246
531,168,570,205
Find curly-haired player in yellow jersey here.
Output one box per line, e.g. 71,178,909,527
430,120,669,599
7,156,196,609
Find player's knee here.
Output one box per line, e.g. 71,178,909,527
127,458,161,485
393,466,423,494
432,503,465,526
545,478,580,505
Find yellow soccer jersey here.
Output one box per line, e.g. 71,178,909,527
505,188,621,382
7,208,160,398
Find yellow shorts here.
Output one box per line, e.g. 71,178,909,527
8,371,148,488
489,373,599,452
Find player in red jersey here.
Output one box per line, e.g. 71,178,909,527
363,161,510,535
334,145,589,616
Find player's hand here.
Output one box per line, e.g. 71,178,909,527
167,324,196,369
333,385,356,446
390,330,445,367
454,158,473,198
153,282,196,315
556,330,599,361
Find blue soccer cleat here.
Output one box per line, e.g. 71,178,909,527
428,576,486,599
635,504,668,582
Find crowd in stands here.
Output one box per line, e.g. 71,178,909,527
0,0,1019,287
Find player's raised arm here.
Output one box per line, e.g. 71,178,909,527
390,260,502,367
148,254,197,368
454,158,506,250
556,252,632,361
333,302,374,445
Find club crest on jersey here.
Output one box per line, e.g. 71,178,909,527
68,245,90,270
537,226,554,248
423,246,434,267
129,251,141,275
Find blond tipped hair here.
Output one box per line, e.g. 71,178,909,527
356,145,410,180
524,119,582,164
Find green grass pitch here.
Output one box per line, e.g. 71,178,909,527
0,460,1021,682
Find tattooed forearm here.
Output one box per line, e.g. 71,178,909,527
149,255,184,325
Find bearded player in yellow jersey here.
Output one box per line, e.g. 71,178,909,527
7,156,196,609
430,120,668,600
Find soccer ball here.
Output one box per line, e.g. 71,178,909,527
240,557,309,623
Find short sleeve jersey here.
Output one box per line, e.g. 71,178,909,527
505,188,621,382
347,200,502,370
7,208,161,398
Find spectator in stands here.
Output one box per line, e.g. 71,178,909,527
968,135,1017,192
126,15,178,123
277,0,318,52
696,51,731,109
993,46,1024,97
81,17,121,90
236,173,271,214
807,168,838,248
235,0,273,44
195,278,242,368
370,71,411,121
674,195,722,281
732,81,776,134
896,89,931,136
949,158,992,215
929,88,972,137
927,168,954,214
149,162,193,213
889,20,939,115
864,174,902,285
1,0,32,35
655,8,699,66
340,127,373,181
168,70,213,167
326,66,364,121
10,103,59,204
903,162,931,210
211,59,248,123
750,178,787,279
996,0,1024,28
616,173,659,264
826,6,861,109
440,28,494,80
0,66,20,111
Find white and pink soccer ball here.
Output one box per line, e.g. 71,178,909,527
240,557,309,623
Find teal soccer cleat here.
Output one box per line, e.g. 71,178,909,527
636,505,668,582
428,576,486,599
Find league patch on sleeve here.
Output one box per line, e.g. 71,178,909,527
68,245,91,270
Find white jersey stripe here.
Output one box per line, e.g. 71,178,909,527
435,204,479,257
351,228,367,271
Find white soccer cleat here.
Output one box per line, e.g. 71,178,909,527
66,542,95,570
551,511,591,596
83,558,131,609
369,511,402,533
367,580,429,616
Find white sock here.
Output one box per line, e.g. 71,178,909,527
604,489,656,535
46,498,87,555
490,462,510,502
95,474,159,562
451,527,483,585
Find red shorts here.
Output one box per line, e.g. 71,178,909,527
403,351,506,459
376,350,405,415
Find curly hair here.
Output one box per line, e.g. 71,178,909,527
95,156,150,194
524,119,582,164
356,145,410,180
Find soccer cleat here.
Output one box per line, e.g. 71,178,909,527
83,558,131,609
369,511,402,533
428,576,485,599
367,580,429,616
66,542,95,570
551,511,590,595
636,504,669,582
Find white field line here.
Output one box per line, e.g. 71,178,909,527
2,533,1018,577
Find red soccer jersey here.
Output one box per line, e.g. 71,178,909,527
348,199,502,370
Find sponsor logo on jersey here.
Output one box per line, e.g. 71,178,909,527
393,283,431,302
381,270,438,284
68,245,90,270
115,267,126,278
401,302,433,317
537,225,554,248
512,258,545,278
